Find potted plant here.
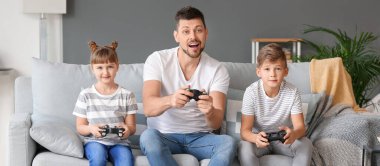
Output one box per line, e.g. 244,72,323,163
300,25,380,107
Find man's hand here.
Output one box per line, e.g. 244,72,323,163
170,85,192,108
255,132,270,148
197,91,214,116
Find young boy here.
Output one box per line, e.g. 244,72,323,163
73,41,137,166
238,43,313,166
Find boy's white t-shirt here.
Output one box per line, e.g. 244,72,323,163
241,80,302,133
144,47,230,133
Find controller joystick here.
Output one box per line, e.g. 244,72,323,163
186,88,207,101
266,130,287,143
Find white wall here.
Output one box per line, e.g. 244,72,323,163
0,1,37,166
0,0,62,165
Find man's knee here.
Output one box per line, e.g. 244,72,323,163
223,135,237,150
140,128,161,142
216,135,237,155
139,129,163,153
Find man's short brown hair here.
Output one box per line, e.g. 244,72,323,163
175,6,206,30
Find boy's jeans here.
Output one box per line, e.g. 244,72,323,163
85,142,134,166
140,128,237,166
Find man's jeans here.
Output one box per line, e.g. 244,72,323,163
140,128,237,166
85,142,134,166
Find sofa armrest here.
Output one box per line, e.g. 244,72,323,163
9,112,36,166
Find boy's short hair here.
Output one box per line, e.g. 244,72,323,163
88,41,119,65
257,43,287,68
175,6,206,30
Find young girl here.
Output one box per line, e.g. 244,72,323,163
73,41,137,166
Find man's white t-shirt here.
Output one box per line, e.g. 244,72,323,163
144,47,230,133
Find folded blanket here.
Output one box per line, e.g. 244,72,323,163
309,104,380,166
310,57,361,111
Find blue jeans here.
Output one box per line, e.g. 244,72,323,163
140,128,237,166
84,142,134,166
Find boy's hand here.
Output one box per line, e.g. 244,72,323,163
255,132,270,148
279,126,296,144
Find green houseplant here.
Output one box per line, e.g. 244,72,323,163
300,25,380,107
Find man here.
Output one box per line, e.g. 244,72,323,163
140,6,237,166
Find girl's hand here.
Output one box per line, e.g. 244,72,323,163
120,124,131,139
279,126,296,144
255,131,270,148
89,125,103,138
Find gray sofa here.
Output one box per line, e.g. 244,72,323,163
10,57,360,166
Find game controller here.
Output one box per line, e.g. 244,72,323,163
99,125,125,137
266,130,287,143
186,88,207,101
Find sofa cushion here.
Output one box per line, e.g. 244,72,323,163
32,58,95,129
301,92,324,127
31,58,146,148
285,62,311,94
30,114,83,158
32,151,113,166
224,88,245,141
222,62,259,90
128,103,147,149
222,62,311,94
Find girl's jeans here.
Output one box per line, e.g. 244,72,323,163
85,142,134,166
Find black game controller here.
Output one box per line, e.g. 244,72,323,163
186,88,207,101
99,125,125,137
266,130,287,143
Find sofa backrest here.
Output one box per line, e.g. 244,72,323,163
15,76,33,114
27,58,144,130
14,59,311,146
15,59,312,119
222,62,311,94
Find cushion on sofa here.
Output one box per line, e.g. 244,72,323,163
224,88,245,141
127,103,147,149
222,62,259,90
31,58,146,151
30,114,83,158
32,58,95,129
301,92,324,127
222,62,311,94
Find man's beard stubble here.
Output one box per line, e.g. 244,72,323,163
181,46,204,59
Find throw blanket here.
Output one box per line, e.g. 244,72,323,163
308,102,380,166
310,57,361,111
308,58,380,166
